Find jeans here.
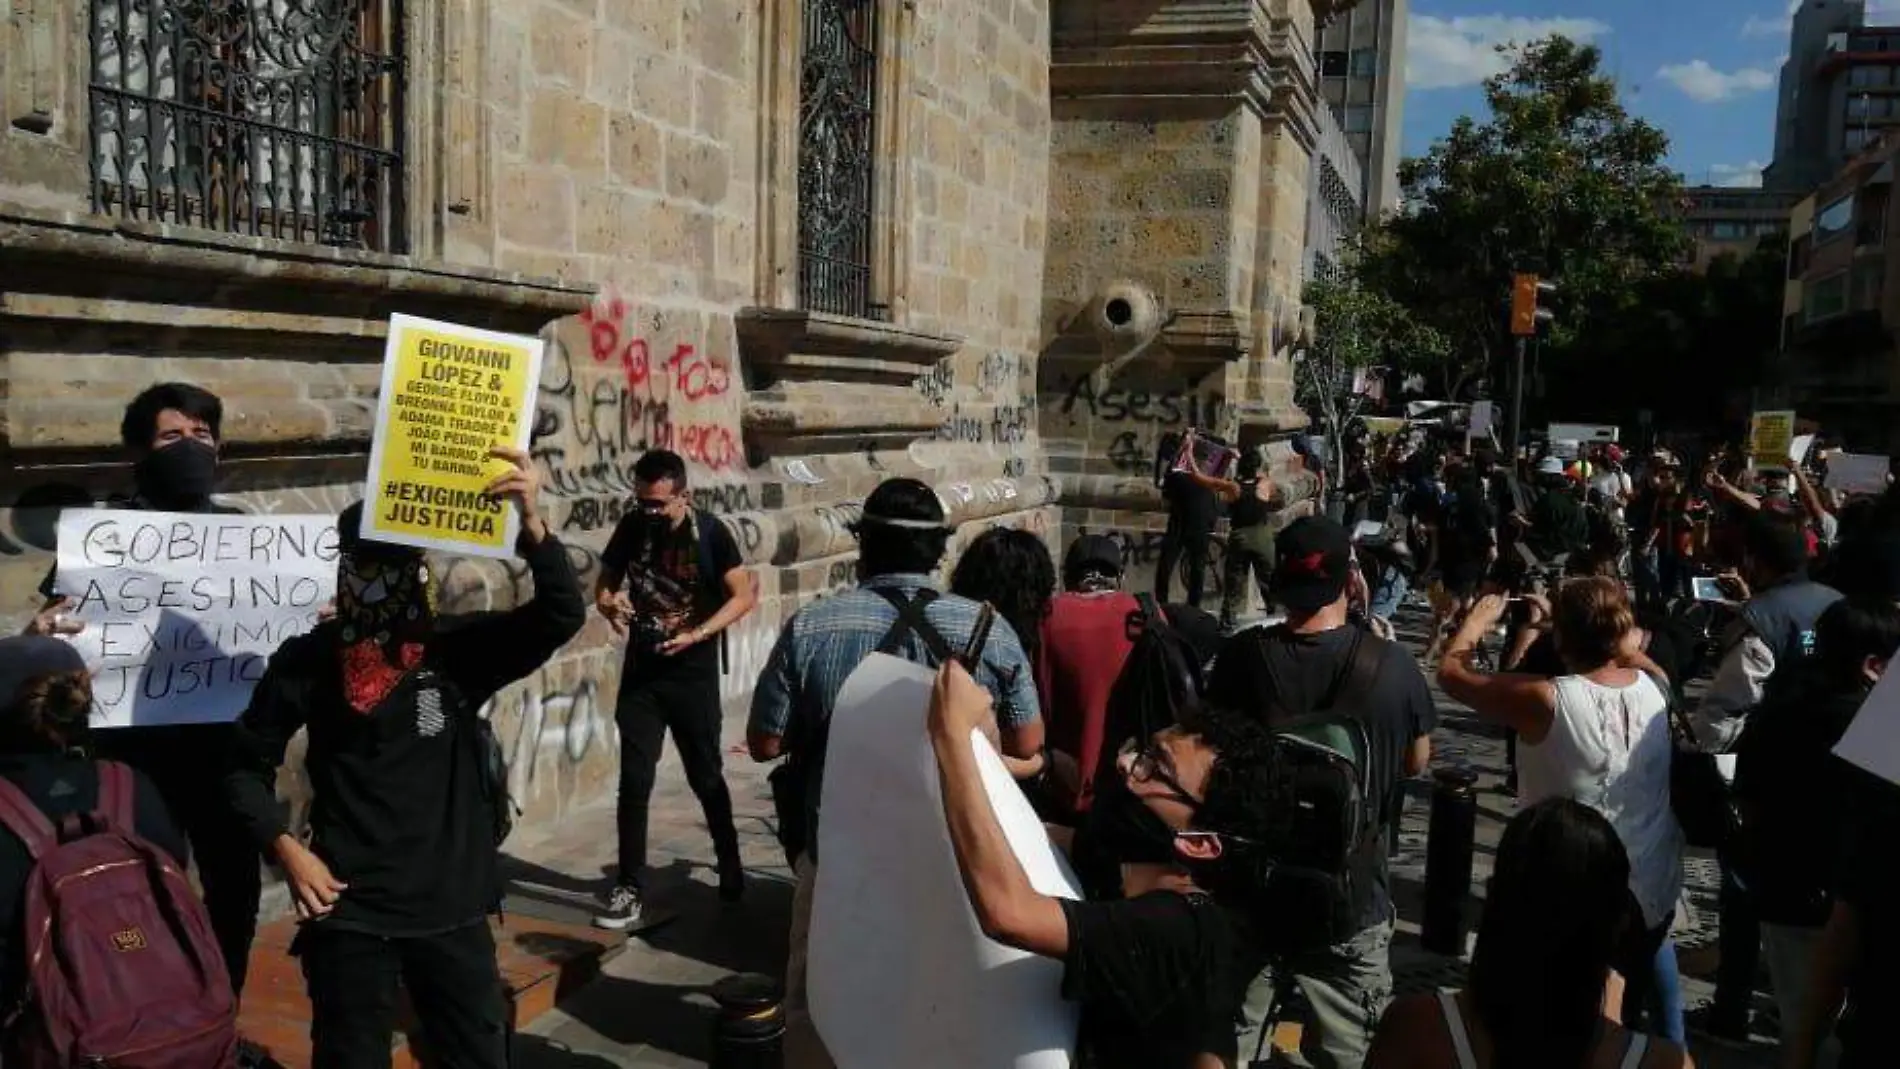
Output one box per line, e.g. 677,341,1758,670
295,921,509,1069
1763,922,1840,1068
1156,512,1213,610
95,724,263,995
1236,918,1395,1069
1221,524,1276,628
783,854,837,1069
614,666,740,886
1652,937,1687,1043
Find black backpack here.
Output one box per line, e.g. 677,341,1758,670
1249,625,1389,953
1093,595,1205,791
767,587,993,864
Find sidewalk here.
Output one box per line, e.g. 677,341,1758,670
505,605,1784,1068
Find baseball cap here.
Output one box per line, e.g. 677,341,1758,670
0,635,86,713
1537,456,1565,476
336,502,424,562
853,478,950,532
1064,534,1123,577
1271,517,1354,614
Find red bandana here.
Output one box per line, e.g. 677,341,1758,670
340,640,426,715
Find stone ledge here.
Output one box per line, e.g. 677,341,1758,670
0,202,594,328
735,307,964,385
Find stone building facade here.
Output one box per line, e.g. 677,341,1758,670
2,0,1342,834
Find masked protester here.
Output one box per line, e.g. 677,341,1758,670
19,384,273,1019
223,448,584,1068
927,659,1277,1069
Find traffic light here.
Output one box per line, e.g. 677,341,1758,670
1510,274,1557,336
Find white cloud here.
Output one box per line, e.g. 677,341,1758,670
1657,60,1778,102
1709,161,1768,187
1740,0,1799,39
1406,15,1614,91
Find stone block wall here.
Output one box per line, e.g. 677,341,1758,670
1,0,1056,839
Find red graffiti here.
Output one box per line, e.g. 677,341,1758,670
664,343,731,401
579,301,730,401
653,422,740,472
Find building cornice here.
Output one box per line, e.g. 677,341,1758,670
1051,0,1323,149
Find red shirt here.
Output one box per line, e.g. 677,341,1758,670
1037,591,1145,813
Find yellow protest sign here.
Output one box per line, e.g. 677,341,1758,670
1749,410,1796,470
362,314,545,558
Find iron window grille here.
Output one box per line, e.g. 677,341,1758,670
797,0,886,321
89,0,407,252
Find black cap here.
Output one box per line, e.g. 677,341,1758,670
0,636,86,711
1064,534,1123,576
853,478,950,532
336,502,424,561
1272,516,1354,614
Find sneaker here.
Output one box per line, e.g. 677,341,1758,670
593,883,644,931
1684,1004,1750,1047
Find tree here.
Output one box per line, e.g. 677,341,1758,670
1296,273,1449,483
1357,36,1687,404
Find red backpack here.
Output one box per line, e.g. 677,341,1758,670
0,761,237,1068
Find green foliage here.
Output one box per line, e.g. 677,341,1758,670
1353,36,1689,398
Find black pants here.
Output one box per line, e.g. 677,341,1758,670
296,921,508,1069
1156,512,1213,609
95,724,262,995
615,668,740,886
1713,863,1761,1022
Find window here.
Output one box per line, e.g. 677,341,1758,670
1319,51,1349,78
1850,65,1889,88
1846,128,1872,153
1343,106,1375,133
1710,221,1750,240
1349,49,1379,77
798,0,883,320
88,0,406,251
1806,272,1849,322
1850,94,1873,118
1817,194,1856,242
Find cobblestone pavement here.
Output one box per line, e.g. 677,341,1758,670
506,606,1784,1068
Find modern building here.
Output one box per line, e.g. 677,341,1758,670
1315,0,1407,215
3,0,1347,839
1678,186,1802,272
1777,133,1899,447
1305,98,1367,280
1767,0,1884,193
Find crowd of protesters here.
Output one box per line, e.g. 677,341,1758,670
7,382,1900,1069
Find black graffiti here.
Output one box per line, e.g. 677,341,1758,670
977,351,1024,393
1059,375,1222,427
1107,432,1147,473
914,361,954,408
692,483,755,514
1002,456,1027,478
1091,529,1227,596
824,558,857,591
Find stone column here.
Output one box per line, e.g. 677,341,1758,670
1039,0,1342,603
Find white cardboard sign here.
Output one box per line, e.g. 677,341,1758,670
1826,452,1890,496
809,654,1081,1069
54,509,337,728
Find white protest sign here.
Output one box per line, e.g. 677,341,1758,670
1789,434,1816,466
810,654,1081,1069
1468,400,1495,440
1826,452,1891,495
55,510,338,728
1836,665,1900,789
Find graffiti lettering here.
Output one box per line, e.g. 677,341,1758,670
1107,431,1148,474
913,361,954,408
1002,456,1027,478
977,351,1025,393
1058,375,1222,427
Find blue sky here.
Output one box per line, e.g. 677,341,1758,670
1401,0,1900,186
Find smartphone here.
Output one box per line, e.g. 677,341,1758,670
1691,577,1725,603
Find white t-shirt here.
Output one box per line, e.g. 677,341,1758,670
1520,673,1684,930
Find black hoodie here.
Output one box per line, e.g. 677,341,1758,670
224,530,585,935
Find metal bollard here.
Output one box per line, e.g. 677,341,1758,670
709,972,785,1069
1420,765,1481,958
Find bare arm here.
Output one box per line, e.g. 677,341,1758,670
1438,596,1557,743
1404,735,1432,777
930,664,1068,957
1793,464,1831,519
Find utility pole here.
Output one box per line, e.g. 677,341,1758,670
1506,273,1557,461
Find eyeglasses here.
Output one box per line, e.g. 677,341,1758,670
1119,738,1202,810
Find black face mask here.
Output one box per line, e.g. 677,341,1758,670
1083,774,1185,868
133,439,218,508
